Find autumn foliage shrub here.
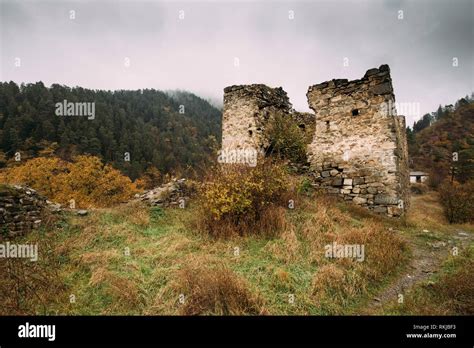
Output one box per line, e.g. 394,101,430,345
0,157,65,198
0,155,138,208
438,180,474,223
198,160,290,237
264,112,308,164
134,166,162,190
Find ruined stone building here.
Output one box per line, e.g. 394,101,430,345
222,84,293,153
221,65,410,216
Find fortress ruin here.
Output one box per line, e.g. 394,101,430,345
222,84,293,152
221,65,410,216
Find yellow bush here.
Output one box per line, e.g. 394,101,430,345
198,160,290,237
1,155,138,208
0,157,67,199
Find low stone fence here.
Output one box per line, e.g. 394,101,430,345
135,178,195,208
0,184,48,238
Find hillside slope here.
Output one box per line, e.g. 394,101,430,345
408,101,474,182
0,82,222,179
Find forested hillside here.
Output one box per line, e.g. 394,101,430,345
0,82,221,179
407,96,474,183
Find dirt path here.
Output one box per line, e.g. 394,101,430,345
362,228,472,314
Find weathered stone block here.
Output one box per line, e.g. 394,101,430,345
373,206,387,214
365,176,377,183
374,194,399,205
367,187,378,194
364,68,379,77
353,197,367,205
343,178,353,186
321,171,330,178
323,163,332,170
371,82,392,95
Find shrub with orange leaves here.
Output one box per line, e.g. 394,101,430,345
1,155,138,208
197,160,290,237
134,166,162,190
0,157,67,199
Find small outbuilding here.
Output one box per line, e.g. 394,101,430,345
410,171,429,184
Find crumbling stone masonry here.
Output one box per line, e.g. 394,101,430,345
222,84,293,153
307,65,409,216
0,185,47,238
221,64,410,216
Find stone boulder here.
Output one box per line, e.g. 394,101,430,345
136,178,194,207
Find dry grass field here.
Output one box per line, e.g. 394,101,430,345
1,190,472,316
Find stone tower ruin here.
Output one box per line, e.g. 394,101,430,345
306,65,409,216
221,84,292,153
221,64,409,216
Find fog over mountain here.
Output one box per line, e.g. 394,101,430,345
1,0,473,127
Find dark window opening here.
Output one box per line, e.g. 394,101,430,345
352,109,359,116
298,124,306,130
416,176,421,183
325,121,330,131
248,130,253,137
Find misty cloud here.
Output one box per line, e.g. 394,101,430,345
1,0,472,127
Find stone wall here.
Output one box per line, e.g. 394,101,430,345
136,178,194,207
221,64,409,216
0,184,47,238
306,65,409,216
222,84,292,153
393,115,410,211
290,111,316,136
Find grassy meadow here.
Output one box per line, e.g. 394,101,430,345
2,190,472,316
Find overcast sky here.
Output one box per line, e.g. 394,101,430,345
1,0,473,127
